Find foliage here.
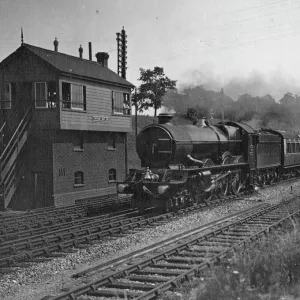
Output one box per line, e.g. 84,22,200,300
196,223,300,300
133,67,177,116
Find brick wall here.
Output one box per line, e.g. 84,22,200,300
52,130,126,206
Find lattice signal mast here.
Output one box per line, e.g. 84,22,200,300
116,26,127,79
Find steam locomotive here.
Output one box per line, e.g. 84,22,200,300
117,113,300,212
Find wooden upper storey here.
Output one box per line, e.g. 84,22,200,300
0,44,134,132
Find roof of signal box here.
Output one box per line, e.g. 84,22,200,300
0,43,135,88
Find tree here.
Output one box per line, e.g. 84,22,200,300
279,92,296,106
134,67,177,116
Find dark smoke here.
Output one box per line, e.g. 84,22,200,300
179,68,300,101
162,68,300,131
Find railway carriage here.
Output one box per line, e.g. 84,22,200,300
264,130,300,175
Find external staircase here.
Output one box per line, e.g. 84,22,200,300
0,102,33,210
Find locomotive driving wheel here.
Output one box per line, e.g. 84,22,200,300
231,172,242,195
217,178,228,197
192,189,212,204
201,191,213,203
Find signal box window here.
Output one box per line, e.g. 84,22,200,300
1,83,12,109
74,171,84,187
47,81,57,108
108,168,117,182
62,82,86,111
112,91,131,115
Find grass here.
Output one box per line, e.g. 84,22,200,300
161,219,300,300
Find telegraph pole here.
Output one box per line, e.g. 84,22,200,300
116,27,127,79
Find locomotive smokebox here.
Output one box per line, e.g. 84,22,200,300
158,113,174,124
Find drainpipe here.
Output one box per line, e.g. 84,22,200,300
125,133,128,179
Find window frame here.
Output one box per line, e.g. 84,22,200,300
74,171,84,187
108,168,117,183
112,90,131,116
62,81,86,111
35,82,48,109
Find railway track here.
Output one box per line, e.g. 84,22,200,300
0,194,242,270
0,195,131,235
0,208,136,243
44,196,300,300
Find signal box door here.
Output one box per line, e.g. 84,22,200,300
34,173,52,208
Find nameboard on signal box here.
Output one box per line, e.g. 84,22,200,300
92,116,111,122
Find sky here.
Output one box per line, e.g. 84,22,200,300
1,0,300,102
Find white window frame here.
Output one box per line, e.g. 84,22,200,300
112,91,131,115
61,82,86,111
112,91,123,115
35,82,48,108
2,83,12,110
71,84,84,111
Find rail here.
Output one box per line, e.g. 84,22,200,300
45,196,300,300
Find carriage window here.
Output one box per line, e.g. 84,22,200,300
289,142,292,153
292,142,296,153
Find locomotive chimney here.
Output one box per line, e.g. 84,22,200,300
196,117,207,127
158,113,174,124
95,52,109,67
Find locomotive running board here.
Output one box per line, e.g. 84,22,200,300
182,162,248,173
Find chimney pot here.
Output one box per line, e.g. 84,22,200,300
88,42,92,61
95,52,109,67
79,44,83,58
54,37,59,52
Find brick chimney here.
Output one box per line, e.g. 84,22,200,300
95,52,109,67
79,44,83,58
53,37,59,52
